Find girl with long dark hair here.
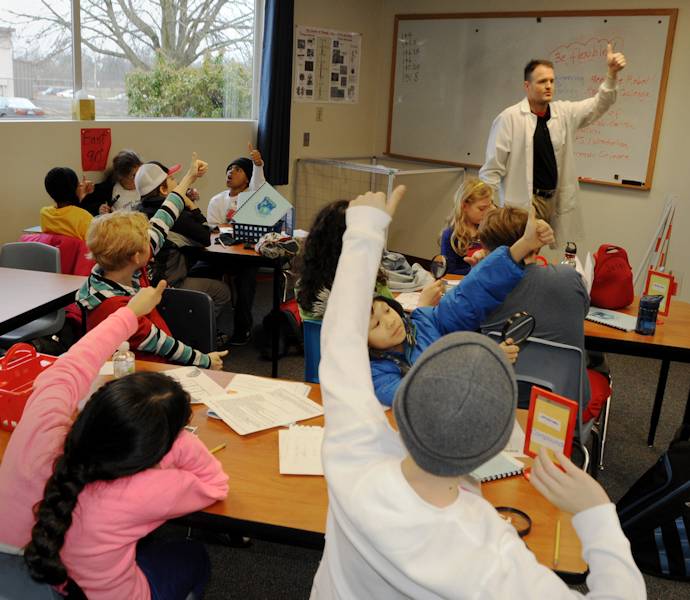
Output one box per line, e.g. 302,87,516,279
296,200,392,319
0,283,228,599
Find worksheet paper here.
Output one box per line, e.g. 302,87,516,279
226,374,311,398
204,388,323,435
163,367,228,404
279,425,324,475
99,361,114,375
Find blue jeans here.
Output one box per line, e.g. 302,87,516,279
136,538,210,600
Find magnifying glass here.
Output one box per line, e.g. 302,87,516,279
495,506,532,537
501,311,536,345
429,254,448,280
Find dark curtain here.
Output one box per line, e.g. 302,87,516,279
257,0,294,185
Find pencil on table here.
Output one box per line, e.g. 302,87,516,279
209,443,226,455
553,519,561,568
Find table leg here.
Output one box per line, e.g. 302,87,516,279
647,359,670,446
271,265,281,378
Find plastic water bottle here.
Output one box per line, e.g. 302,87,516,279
560,241,577,268
112,342,135,378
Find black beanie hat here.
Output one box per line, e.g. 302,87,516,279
226,157,254,182
44,167,80,206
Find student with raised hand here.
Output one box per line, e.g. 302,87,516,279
477,206,611,421
136,160,233,345
311,186,645,600
0,283,229,600
77,153,228,370
205,142,264,345
369,203,553,406
206,142,266,226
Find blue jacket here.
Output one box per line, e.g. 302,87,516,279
371,246,524,406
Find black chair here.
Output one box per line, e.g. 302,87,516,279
484,332,598,474
158,288,216,354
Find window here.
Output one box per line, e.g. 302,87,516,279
0,0,260,120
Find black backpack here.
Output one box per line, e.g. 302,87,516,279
617,424,690,580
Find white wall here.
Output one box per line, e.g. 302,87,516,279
376,0,690,300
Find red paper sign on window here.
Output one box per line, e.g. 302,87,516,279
81,128,112,171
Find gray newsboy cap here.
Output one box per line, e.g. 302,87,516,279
393,331,517,476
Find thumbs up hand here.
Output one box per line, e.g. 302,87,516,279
606,42,626,76
508,206,554,263
248,142,264,166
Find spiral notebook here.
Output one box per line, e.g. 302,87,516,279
585,308,637,332
470,452,524,482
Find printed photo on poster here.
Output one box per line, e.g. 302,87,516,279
294,26,362,104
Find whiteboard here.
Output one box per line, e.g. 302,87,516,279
386,11,677,188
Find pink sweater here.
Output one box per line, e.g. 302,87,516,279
0,307,229,599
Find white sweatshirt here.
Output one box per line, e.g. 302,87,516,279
310,204,645,600
206,164,265,226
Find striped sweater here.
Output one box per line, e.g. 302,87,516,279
76,191,212,368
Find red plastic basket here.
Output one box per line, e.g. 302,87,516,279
0,343,58,431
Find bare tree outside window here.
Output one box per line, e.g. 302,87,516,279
0,0,257,119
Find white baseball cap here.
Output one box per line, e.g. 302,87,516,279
135,162,182,196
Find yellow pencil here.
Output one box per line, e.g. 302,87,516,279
209,443,226,455
553,519,561,568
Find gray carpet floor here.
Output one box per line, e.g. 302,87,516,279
154,278,690,599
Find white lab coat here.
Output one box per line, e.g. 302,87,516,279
479,78,617,242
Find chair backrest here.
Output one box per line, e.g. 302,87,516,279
19,233,95,276
303,319,322,384
486,332,587,441
158,288,216,354
0,242,61,273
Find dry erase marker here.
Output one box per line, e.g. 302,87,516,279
209,443,226,455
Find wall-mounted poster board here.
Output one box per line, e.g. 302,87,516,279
386,10,677,189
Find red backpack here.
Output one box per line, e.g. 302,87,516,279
590,245,634,309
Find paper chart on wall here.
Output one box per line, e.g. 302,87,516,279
294,25,361,103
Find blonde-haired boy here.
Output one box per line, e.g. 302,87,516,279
76,155,227,370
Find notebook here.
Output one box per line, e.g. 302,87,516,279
279,425,324,475
470,452,524,482
585,307,637,332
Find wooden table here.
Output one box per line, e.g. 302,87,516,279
0,362,587,576
201,239,286,378
0,267,86,336
0,362,587,575
584,298,690,445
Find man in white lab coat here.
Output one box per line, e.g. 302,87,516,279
479,44,626,242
